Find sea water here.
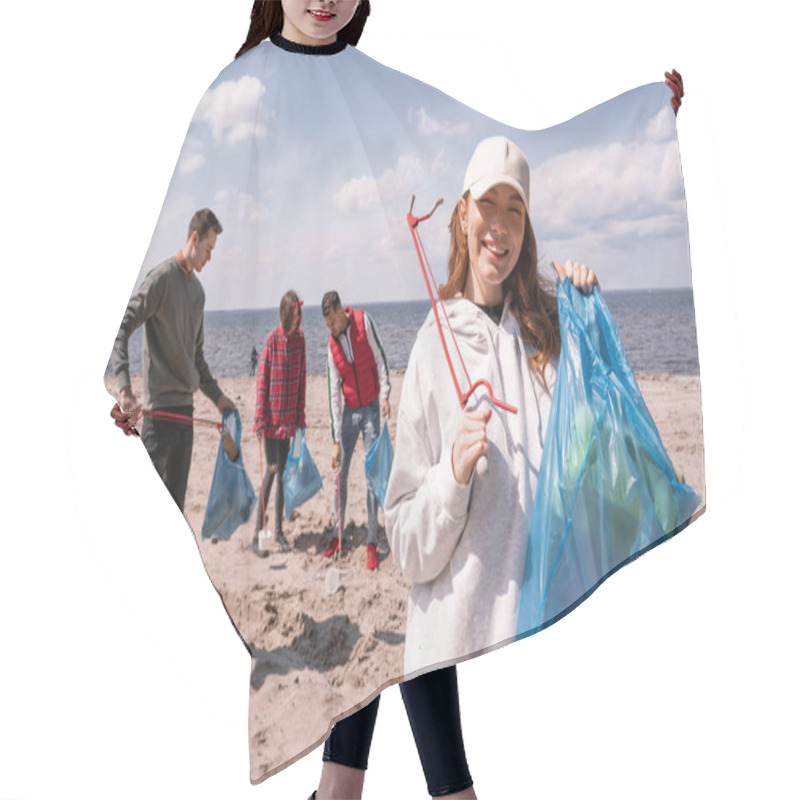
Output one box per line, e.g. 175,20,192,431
112,289,699,378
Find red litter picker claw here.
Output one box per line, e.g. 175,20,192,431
406,195,518,477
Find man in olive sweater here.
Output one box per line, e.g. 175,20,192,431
112,208,235,512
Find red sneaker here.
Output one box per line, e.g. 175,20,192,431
323,536,341,559
366,543,378,571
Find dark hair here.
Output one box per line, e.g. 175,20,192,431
280,290,302,334
236,1,371,59
187,208,223,241
321,290,342,316
441,193,560,386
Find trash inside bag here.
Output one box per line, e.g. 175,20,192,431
202,409,257,540
365,421,394,509
283,429,323,520
516,279,700,636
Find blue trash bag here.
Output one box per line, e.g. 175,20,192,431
202,409,257,540
282,429,323,520
516,279,700,637
364,421,394,509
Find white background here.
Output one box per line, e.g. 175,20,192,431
1,1,797,798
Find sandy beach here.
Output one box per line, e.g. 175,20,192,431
106,370,704,782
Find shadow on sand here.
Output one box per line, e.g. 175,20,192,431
250,613,361,689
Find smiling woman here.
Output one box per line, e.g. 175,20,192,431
385,135,602,676
459,184,527,305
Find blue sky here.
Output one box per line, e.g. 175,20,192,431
136,42,690,311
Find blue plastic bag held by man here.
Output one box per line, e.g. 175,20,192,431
364,421,394,509
282,429,323,520
202,409,257,540
517,279,700,636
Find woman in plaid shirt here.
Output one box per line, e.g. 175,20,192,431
253,289,306,556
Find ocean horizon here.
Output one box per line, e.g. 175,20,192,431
110,288,699,379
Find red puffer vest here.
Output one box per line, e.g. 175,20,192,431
329,308,379,409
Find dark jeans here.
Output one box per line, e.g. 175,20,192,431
323,666,472,797
140,405,193,513
255,436,291,535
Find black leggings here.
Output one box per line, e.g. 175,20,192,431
323,666,473,797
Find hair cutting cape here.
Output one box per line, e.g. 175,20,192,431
106,36,704,783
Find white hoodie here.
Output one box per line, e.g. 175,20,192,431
385,296,556,676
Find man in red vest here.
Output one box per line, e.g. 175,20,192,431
322,290,390,571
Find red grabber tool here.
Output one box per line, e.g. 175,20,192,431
406,195,518,477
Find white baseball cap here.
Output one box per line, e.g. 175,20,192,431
462,136,530,212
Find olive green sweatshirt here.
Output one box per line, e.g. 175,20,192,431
112,257,222,410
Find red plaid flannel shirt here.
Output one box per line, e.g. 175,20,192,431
254,326,306,438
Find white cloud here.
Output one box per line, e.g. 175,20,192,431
178,152,206,176
530,112,685,244
379,155,427,200
333,174,381,213
410,107,469,137
194,76,269,145
334,155,427,213
213,187,269,223
430,150,450,182
645,106,675,144
176,136,207,176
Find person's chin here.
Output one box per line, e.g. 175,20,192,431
478,263,508,288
